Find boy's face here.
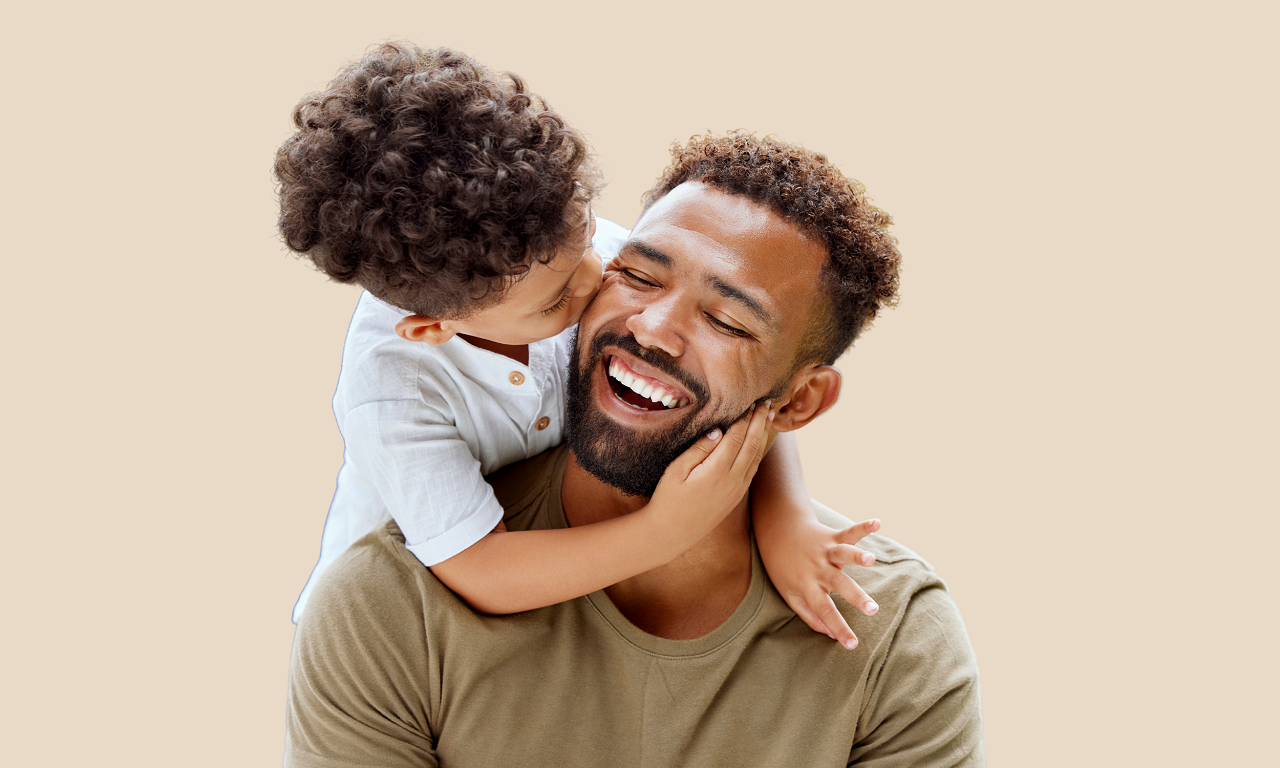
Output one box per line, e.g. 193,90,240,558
401,206,603,346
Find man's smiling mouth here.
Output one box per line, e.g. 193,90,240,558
605,355,690,411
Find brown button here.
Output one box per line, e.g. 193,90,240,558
535,417,550,431
508,371,525,385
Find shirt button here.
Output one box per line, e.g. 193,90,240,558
536,417,550,431
509,371,525,385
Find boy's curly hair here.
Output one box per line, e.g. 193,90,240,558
641,132,901,366
274,42,600,318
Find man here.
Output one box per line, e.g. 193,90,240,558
285,133,984,767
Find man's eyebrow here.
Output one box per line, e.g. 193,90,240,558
623,240,673,268
708,276,775,329
622,239,775,330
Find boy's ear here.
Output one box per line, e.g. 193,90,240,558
770,365,842,433
395,315,455,345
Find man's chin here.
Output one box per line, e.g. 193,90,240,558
568,417,705,497
566,338,710,497
566,374,708,497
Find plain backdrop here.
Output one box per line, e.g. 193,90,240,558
2,1,1275,765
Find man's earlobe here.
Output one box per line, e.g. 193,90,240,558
771,365,842,432
395,315,455,345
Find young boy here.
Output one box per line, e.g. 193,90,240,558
275,42,881,649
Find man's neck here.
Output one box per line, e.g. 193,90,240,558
560,451,753,640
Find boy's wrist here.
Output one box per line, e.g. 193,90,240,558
636,500,713,560
751,498,813,537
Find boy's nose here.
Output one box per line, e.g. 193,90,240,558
573,249,603,297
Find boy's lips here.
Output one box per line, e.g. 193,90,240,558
601,353,694,413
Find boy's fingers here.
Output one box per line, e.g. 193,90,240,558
831,544,876,568
663,427,723,480
832,570,879,617
788,597,834,639
813,593,859,650
730,401,772,479
721,405,754,450
699,404,753,473
834,519,881,545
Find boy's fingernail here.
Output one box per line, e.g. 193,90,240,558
706,429,722,440
862,554,874,565
844,639,858,650
767,409,775,422
865,601,878,614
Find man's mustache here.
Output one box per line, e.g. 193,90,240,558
586,330,710,407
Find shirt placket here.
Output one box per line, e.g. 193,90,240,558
525,341,560,450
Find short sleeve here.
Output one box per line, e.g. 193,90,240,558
342,399,505,566
848,585,985,767
285,532,438,768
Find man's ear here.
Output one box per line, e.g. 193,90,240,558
394,315,456,345
770,365,842,432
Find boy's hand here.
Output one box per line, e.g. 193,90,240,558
647,401,773,544
762,517,882,650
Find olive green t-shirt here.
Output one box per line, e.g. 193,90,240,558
286,446,983,767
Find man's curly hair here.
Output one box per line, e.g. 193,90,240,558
641,132,901,366
274,42,600,318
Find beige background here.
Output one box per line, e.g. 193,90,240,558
2,1,1275,765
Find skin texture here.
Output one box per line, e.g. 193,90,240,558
561,182,874,640
426,183,880,645
394,207,603,364
421,195,778,614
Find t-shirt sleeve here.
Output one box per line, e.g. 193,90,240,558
342,399,505,567
848,585,985,767
285,534,438,768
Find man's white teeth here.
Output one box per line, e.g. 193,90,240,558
608,358,689,409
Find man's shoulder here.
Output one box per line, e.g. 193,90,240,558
807,499,974,681
807,500,983,763
484,445,570,529
812,499,943,592
302,522,433,624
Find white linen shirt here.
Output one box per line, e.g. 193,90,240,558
293,217,628,622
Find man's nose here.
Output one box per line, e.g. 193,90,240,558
624,296,686,359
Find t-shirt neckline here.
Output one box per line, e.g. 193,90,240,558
544,447,768,658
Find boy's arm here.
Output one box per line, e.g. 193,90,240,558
751,432,882,650
431,403,772,614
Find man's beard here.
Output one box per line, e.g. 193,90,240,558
565,328,750,498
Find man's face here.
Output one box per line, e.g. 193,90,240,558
565,182,829,496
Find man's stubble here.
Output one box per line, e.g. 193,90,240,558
564,327,782,497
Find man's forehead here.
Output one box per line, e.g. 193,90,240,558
634,182,792,247
628,182,827,326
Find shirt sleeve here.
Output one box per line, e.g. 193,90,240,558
342,398,505,567
285,533,438,768
848,585,986,767
593,216,629,264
